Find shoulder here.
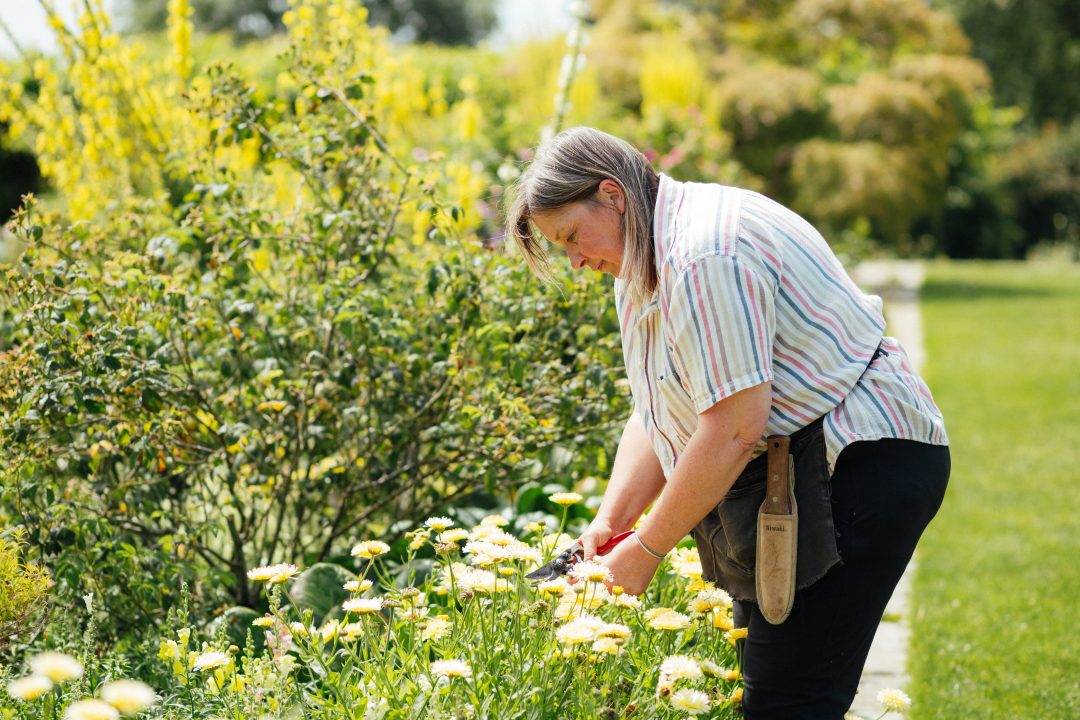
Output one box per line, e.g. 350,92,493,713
658,181,780,298
660,179,746,271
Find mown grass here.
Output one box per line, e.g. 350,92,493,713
909,261,1080,718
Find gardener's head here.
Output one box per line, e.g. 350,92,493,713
505,127,659,303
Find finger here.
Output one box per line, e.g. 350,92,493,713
581,534,597,561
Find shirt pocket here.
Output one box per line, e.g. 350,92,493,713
655,347,695,444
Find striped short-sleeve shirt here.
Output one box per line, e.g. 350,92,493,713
614,174,948,477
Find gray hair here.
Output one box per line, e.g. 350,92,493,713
504,127,659,305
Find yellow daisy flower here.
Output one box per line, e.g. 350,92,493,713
421,616,451,641
660,654,703,680
570,560,613,584
439,528,470,544
6,675,53,701
343,579,374,593
646,609,692,631
548,492,583,506
351,541,390,559
591,637,622,655
342,598,383,615
727,627,748,641
63,699,120,720
877,688,911,713
424,516,454,531
430,659,471,679
669,688,710,715
28,653,83,683
99,679,157,714
192,651,229,671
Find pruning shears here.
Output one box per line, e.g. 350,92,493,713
525,530,635,583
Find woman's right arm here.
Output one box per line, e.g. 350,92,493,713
581,413,666,559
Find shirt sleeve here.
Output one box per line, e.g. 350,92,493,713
665,254,776,413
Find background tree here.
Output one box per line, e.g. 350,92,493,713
932,0,1080,127
930,0,1080,257
0,124,41,222
587,0,990,255
120,0,497,44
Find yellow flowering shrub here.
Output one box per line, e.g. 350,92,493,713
0,532,50,649
0,0,628,649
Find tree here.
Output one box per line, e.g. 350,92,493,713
1,1,626,641
587,0,991,254
120,0,497,45
0,127,41,222
932,0,1080,127
365,0,497,45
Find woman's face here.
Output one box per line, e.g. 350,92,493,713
532,179,626,277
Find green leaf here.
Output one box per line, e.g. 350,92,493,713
288,563,358,626
205,606,265,653
141,388,164,413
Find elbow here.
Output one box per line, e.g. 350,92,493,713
733,429,760,456
697,381,772,458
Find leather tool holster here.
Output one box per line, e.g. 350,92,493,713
756,435,798,624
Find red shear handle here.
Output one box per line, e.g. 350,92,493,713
595,530,635,556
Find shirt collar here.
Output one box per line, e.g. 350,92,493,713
652,173,681,276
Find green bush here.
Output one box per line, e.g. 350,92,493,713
0,20,627,644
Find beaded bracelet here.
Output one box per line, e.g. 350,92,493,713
634,531,667,559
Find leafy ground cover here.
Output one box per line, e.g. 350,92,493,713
910,260,1080,718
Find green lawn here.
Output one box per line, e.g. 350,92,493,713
909,261,1080,718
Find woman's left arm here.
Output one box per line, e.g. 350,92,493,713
596,381,773,595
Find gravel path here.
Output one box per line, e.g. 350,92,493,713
846,260,927,718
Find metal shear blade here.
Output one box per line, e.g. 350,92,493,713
525,541,583,583
525,531,634,584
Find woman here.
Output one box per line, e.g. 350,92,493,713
505,127,950,719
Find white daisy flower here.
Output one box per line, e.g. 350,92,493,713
99,679,157,715
6,675,53,701
669,688,710,715
877,688,912,713
425,516,454,531
430,659,472,679
28,653,83,683
191,650,230,671
342,597,383,615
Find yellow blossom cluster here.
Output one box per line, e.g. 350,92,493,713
1,0,207,220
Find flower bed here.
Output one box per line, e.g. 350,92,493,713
164,508,745,719
6,502,916,719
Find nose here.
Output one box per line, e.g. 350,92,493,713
567,249,588,270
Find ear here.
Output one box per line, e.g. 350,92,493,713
596,179,626,215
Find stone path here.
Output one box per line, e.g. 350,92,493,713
846,260,927,718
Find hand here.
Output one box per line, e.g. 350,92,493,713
579,518,616,561
594,532,663,596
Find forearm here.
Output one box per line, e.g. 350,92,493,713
635,429,755,555
594,413,666,533
635,382,773,555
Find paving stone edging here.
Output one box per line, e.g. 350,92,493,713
846,260,927,718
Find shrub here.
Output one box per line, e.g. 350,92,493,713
0,0,627,644
0,531,51,651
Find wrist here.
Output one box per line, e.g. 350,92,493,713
633,530,667,560
594,511,629,534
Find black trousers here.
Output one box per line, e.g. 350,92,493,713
733,439,951,719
